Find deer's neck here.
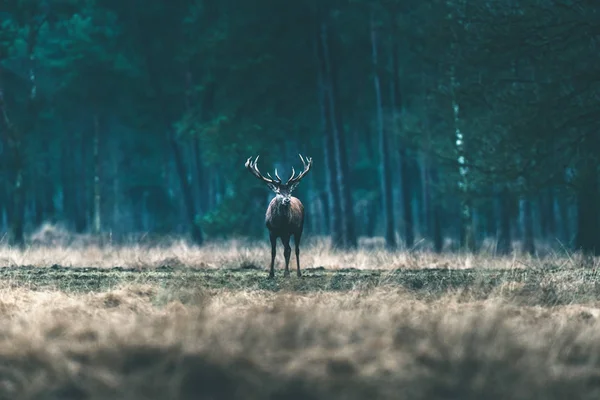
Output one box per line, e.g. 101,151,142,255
273,199,290,215
268,197,291,221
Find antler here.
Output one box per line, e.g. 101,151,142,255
286,154,313,187
245,155,281,187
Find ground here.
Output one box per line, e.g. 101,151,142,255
0,237,599,399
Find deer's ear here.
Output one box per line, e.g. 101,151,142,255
288,182,299,193
267,183,279,192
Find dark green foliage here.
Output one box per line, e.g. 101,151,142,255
0,0,597,253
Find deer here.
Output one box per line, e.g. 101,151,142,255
245,154,313,278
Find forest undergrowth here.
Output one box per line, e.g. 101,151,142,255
0,225,597,398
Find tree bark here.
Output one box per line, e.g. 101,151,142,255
390,24,414,249
0,45,31,247
75,130,88,233
365,196,378,238
43,145,55,222
557,191,571,245
169,131,203,245
420,151,431,242
321,86,343,248
371,16,396,249
60,133,72,228
320,21,357,249
3,113,25,247
92,114,102,235
111,136,121,239
209,166,218,211
541,189,556,240
496,186,512,255
520,197,535,255
451,68,475,251
319,191,330,236
316,21,343,248
576,160,600,255
192,137,206,214
430,166,443,253
191,77,214,216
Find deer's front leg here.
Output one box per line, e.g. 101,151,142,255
269,233,277,278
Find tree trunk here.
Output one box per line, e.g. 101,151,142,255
576,161,600,255
111,136,121,240
192,137,206,214
430,167,443,253
557,191,571,245
0,51,28,247
420,151,431,242
60,133,72,228
204,166,214,213
10,164,25,247
43,148,55,222
33,177,43,227
75,130,88,233
33,146,47,227
496,186,512,255
169,131,203,245
390,26,414,249
320,21,357,249
451,68,475,251
322,90,343,248
365,196,378,238
319,191,330,236
398,149,415,248
92,114,101,235
190,75,213,216
351,128,360,162
0,186,9,233
371,17,396,249
363,123,375,161
419,109,434,246
520,197,535,255
316,22,343,248
542,188,556,240
4,120,25,247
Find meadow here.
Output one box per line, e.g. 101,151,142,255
0,230,598,399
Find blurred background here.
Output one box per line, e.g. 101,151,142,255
0,0,597,255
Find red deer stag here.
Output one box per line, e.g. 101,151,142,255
245,154,313,278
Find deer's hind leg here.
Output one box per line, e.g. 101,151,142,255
294,232,302,277
281,235,292,277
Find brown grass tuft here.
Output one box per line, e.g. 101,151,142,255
0,282,595,398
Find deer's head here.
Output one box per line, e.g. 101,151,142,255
245,154,313,206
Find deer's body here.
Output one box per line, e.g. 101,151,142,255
245,154,312,278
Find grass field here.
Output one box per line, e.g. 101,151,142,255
0,236,599,399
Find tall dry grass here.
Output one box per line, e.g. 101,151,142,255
2,223,595,270
0,282,599,399
0,224,595,398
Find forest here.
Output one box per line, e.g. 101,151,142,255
1,0,599,254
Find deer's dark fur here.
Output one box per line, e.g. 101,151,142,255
245,154,313,278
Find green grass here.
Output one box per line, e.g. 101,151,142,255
2,263,600,306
